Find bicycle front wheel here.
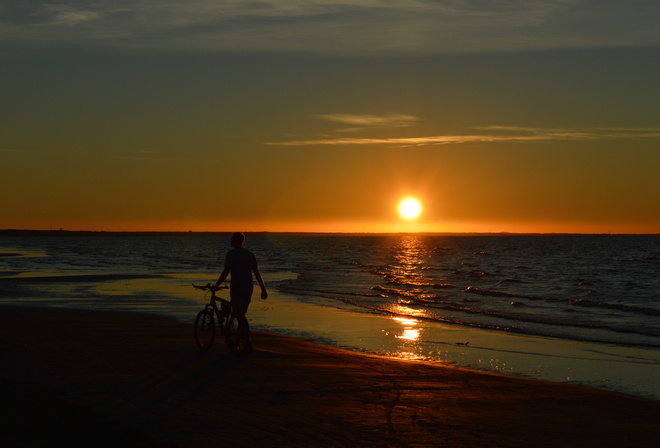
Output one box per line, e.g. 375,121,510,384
226,315,250,355
194,308,215,351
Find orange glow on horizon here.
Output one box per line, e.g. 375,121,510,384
3,219,658,235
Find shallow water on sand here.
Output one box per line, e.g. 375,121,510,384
1,233,659,399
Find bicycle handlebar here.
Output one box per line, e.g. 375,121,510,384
192,283,228,292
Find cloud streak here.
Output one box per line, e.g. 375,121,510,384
315,114,420,132
34,5,104,27
266,126,660,147
2,1,660,54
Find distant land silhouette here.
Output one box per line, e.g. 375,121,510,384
1,229,654,237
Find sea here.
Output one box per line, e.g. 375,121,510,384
1,232,659,400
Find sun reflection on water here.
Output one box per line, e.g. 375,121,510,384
391,235,430,279
382,236,433,360
398,327,421,341
392,316,421,341
393,316,418,327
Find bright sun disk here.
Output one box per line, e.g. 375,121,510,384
398,198,422,220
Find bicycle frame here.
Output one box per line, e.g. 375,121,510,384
207,289,231,333
193,283,249,355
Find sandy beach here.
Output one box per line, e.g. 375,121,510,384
1,306,658,448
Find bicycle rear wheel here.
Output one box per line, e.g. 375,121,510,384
194,308,215,351
226,315,250,355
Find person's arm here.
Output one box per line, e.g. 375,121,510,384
253,265,268,299
214,266,230,289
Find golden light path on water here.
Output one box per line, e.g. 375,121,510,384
393,316,421,341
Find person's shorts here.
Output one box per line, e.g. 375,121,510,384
230,292,252,316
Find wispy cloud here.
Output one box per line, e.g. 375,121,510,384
316,114,420,132
2,1,659,54
266,126,660,147
34,5,104,27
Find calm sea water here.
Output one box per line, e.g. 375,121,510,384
274,234,660,348
1,233,659,397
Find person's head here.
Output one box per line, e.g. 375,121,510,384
230,232,245,248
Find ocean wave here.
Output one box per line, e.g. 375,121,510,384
294,290,660,349
278,280,660,348
462,286,660,318
379,275,453,289
462,286,550,301
567,298,660,317
280,283,386,299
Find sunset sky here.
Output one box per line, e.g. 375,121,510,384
2,1,659,233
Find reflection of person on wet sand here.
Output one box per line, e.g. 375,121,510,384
214,232,267,351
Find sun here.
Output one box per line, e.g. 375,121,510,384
398,198,423,220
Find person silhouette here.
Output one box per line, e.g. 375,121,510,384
214,232,267,351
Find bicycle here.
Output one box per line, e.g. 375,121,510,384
192,283,250,355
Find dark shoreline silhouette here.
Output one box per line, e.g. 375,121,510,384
2,229,656,238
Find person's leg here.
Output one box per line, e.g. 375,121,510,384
230,293,252,349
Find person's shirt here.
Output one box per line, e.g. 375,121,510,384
224,247,257,294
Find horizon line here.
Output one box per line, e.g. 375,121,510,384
2,229,658,237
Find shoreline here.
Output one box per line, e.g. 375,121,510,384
1,305,659,447
3,270,659,401
241,289,660,401
2,264,659,400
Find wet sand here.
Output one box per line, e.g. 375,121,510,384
1,306,658,447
